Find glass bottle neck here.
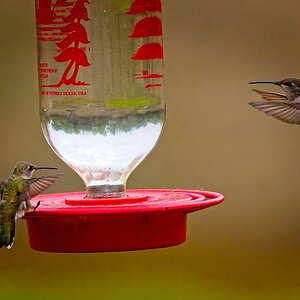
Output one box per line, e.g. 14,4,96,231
86,184,126,198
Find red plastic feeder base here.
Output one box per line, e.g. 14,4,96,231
23,189,224,253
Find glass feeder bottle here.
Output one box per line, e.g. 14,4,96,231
35,0,165,198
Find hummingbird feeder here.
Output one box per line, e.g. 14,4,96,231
23,0,224,253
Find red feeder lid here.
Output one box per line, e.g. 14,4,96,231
23,189,224,253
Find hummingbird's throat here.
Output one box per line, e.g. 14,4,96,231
22,173,33,180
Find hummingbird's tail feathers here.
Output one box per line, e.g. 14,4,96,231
0,221,15,249
6,222,15,249
27,174,63,198
252,89,287,101
249,101,300,124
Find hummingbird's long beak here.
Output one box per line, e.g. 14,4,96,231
249,80,282,85
34,166,57,170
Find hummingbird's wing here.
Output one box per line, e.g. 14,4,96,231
249,101,300,124
252,89,287,101
14,175,62,219
27,174,62,198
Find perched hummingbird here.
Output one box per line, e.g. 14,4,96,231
0,162,61,249
249,78,300,124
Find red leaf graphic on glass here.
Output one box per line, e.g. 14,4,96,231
129,16,162,38
42,0,91,88
55,47,90,66
56,33,77,49
36,9,56,25
127,0,162,15
55,0,73,7
132,42,163,60
36,0,56,24
63,0,89,23
60,22,79,33
57,23,90,48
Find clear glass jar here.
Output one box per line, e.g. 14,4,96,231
35,0,165,198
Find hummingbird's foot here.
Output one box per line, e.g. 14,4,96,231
32,201,41,213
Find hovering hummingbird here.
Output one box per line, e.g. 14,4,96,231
249,78,300,124
0,162,61,249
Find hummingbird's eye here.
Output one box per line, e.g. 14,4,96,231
284,82,292,87
28,165,34,171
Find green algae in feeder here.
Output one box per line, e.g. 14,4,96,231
36,0,165,198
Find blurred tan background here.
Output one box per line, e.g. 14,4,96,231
0,0,300,299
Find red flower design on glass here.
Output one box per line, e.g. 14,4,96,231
129,16,162,38
132,42,163,60
36,0,73,25
55,47,90,66
127,0,162,15
44,0,91,87
56,22,90,49
63,0,90,23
